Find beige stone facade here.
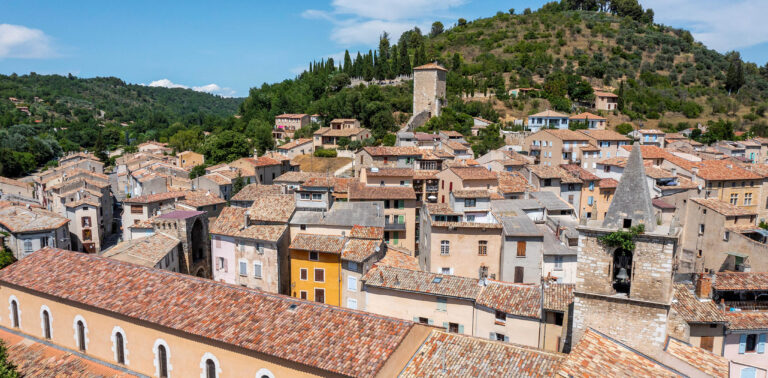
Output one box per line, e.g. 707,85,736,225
176,151,204,170
413,64,447,118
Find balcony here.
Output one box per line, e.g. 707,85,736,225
426,185,439,192
529,145,541,150
384,222,406,231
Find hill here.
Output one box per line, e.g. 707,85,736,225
239,1,768,147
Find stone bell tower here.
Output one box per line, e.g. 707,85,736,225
413,63,447,118
570,143,680,357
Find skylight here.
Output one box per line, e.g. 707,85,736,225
432,277,442,284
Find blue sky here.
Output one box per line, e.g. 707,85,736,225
1,0,766,98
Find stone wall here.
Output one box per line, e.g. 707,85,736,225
572,293,670,357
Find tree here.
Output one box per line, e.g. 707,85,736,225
523,8,532,14
250,119,275,155
343,50,352,73
382,133,396,146
93,132,108,163
509,8,515,14
0,340,18,377
202,130,252,164
681,101,703,118
725,52,745,95
472,124,504,157
169,129,203,152
457,18,467,26
617,81,626,111
398,40,411,75
616,123,634,135
232,172,245,196
430,21,444,37
452,53,462,71
189,164,207,179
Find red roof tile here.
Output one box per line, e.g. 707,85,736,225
290,233,346,254
714,272,768,291
449,166,497,180
663,337,728,377
476,281,541,318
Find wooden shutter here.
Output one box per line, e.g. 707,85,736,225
514,267,524,283
739,334,747,354
700,336,714,352
759,334,766,354
517,241,526,257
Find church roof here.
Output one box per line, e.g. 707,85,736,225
601,143,656,231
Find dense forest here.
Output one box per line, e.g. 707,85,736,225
3,0,768,177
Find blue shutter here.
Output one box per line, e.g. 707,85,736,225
489,332,496,340
504,335,510,342
442,322,449,330
413,317,419,322
428,319,434,325
759,334,766,354
458,324,464,334
739,334,747,354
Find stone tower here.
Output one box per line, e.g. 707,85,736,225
571,144,679,357
152,210,211,278
413,63,447,118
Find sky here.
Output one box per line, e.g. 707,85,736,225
1,0,767,98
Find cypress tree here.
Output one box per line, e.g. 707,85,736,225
343,50,352,74
399,40,411,75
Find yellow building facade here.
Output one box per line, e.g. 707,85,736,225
289,234,345,306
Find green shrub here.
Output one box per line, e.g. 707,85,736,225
313,148,338,158
681,101,703,118
616,123,634,135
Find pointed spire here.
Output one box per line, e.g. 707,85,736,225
602,143,656,231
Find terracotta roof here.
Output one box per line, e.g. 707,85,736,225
442,140,469,151
0,248,412,377
529,110,569,118
594,90,618,98
579,144,601,152
349,225,384,240
452,189,491,198
425,202,461,216
0,176,30,188
290,233,346,254
645,165,676,179
652,198,675,210
672,284,727,324
275,113,308,119
365,168,414,177
714,272,768,291
598,178,619,189
278,138,312,150
690,198,757,217
559,329,681,377
543,283,574,312
274,171,324,183
598,156,628,167
449,166,497,180
179,192,227,208
123,190,187,204
541,129,591,141
725,311,768,331
362,146,423,157
619,144,673,160
569,112,606,120
0,205,69,232
64,197,102,209
497,171,531,194
341,238,382,263
244,156,282,167
0,328,134,377
476,281,541,318
210,207,287,242
315,127,370,137
248,194,295,223
413,170,439,180
663,337,728,377
415,131,443,140
377,248,420,270
348,182,416,200
527,165,582,184
693,160,763,181
363,265,483,300
579,129,630,141
561,164,600,181
302,177,351,193
431,220,503,229
103,233,179,267
400,330,564,377
440,130,464,137
413,62,447,71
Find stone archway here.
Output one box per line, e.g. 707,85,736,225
612,248,633,295
195,267,206,278
190,218,205,263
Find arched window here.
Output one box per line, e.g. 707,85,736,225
200,353,221,378
255,368,275,378
158,345,168,377
115,332,125,364
76,320,86,351
42,311,51,339
10,299,19,328
205,359,216,378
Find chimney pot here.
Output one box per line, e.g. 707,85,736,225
695,274,712,299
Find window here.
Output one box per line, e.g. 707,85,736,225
314,268,325,282
299,291,307,300
554,256,564,270
130,205,143,214
347,276,357,292
478,240,488,256
730,193,739,205
311,193,322,200
543,179,552,186
448,323,459,333
514,267,524,283
314,288,325,303
623,218,632,228
10,300,19,328
157,344,168,377
744,193,753,206
217,257,225,270
347,298,357,309
115,332,125,364
81,216,91,227
494,333,506,341
436,297,447,312
418,317,429,324
441,267,452,275
253,262,262,279
309,251,319,261
347,261,358,271
440,240,450,255
699,224,705,235
300,268,308,280
495,310,506,323
745,334,757,353
724,231,730,241
300,193,310,200
77,320,86,351
42,309,51,339
23,240,32,255
464,198,476,207
555,313,564,326
239,260,247,276
205,359,216,378
465,215,475,222
517,241,526,257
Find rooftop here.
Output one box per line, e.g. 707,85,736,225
598,178,619,189
714,272,768,291
314,127,369,137
376,248,420,270
277,138,313,150
362,146,423,157
349,225,384,240
209,207,287,242
690,198,757,217
0,205,69,233
413,62,447,71
672,284,726,324
363,265,483,300
579,129,630,141
530,191,573,212
157,210,205,219
273,171,325,183
725,311,768,331
543,283,574,312
497,171,531,194
663,337,728,377
561,164,600,181
527,165,582,184
452,189,491,199
348,183,417,200
400,330,564,377
230,184,283,202
102,233,179,267
122,190,187,204
602,144,656,232
476,281,541,318
275,113,308,119
0,248,413,377
365,168,414,177
529,110,569,118
594,90,618,98
290,233,346,254
540,128,591,141
501,215,541,237
290,202,384,228
449,166,497,180
341,238,382,263
248,194,296,223
569,111,606,120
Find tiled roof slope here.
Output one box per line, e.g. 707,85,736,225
273,171,324,183
714,272,768,291
450,166,497,180
123,191,187,204
690,198,757,217
349,225,384,239
210,207,287,242
377,248,420,270
363,265,482,300
0,205,69,232
400,330,564,377
230,184,283,202
498,171,532,194
664,337,729,378
277,138,312,150
248,194,295,223
725,312,768,331
103,233,179,267
672,284,727,324
543,283,574,312
348,182,416,200
0,328,135,377
0,248,413,377
476,281,540,318
290,233,346,254
559,329,682,377
341,238,382,263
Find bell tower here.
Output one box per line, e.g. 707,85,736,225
570,144,680,357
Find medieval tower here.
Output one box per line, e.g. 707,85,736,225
412,63,447,118
571,143,680,357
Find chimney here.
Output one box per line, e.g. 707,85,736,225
243,210,250,230
695,274,712,299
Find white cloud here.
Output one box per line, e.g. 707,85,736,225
0,24,56,59
643,0,768,52
148,79,236,97
303,0,464,47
